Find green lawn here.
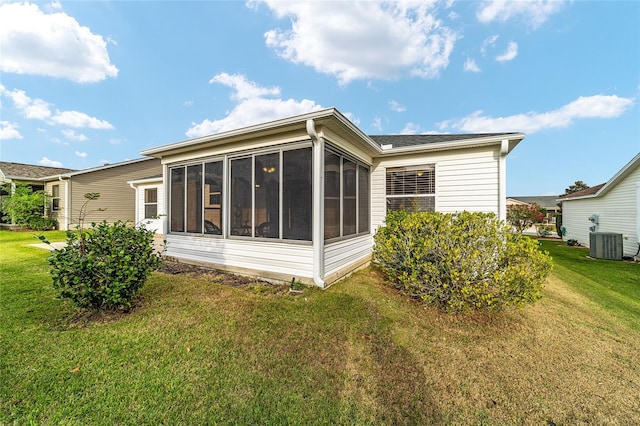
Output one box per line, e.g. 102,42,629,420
1,230,639,425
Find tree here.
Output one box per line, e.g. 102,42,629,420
506,203,547,234
564,180,589,195
0,182,56,230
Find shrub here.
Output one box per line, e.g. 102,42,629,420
373,211,553,313
507,203,547,233
0,182,54,229
48,220,163,311
567,239,579,247
536,224,554,238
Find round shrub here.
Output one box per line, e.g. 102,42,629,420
49,221,163,311
373,211,552,312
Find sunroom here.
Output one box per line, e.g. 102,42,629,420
141,108,523,287
141,109,381,287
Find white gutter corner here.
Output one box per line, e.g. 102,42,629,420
307,119,326,288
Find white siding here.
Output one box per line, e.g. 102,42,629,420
165,235,314,282
372,146,500,229
135,183,164,233
323,234,373,283
562,165,639,257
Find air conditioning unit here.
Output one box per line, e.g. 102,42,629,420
589,232,623,260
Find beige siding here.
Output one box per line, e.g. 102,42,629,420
561,166,639,257
372,146,500,229
66,159,162,230
44,179,67,229
165,235,314,283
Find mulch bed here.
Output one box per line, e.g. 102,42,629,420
158,260,286,289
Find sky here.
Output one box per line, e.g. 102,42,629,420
0,0,638,196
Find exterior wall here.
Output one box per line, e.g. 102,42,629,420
561,165,639,257
44,179,67,229
165,234,314,283
66,159,162,230
323,234,373,285
371,146,500,229
134,182,165,233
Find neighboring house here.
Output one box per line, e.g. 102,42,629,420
557,152,640,258
140,108,524,287
0,159,162,230
48,158,162,230
0,162,75,226
507,195,561,223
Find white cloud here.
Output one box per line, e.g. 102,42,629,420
186,73,323,138
477,0,565,28
496,41,518,62
260,1,458,84
400,122,421,135
183,100,194,107
372,117,383,132
481,34,499,56
50,110,113,129
75,150,87,158
0,2,118,83
0,121,23,140
109,138,125,145
38,157,63,167
439,95,635,134
1,85,113,130
62,129,88,141
210,72,280,100
389,100,406,112
0,86,52,119
464,58,481,73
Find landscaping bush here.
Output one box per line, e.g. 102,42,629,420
48,221,163,311
0,182,54,230
373,211,552,312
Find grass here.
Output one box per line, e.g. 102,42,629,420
1,230,639,425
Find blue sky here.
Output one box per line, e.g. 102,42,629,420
0,0,638,196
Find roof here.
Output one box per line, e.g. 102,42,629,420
370,133,520,149
63,157,158,177
0,161,75,180
141,108,524,159
558,152,640,202
507,196,561,209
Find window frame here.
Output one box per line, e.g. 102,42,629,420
143,187,158,219
324,146,371,243
51,184,60,211
385,164,436,213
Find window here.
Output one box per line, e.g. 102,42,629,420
283,148,312,240
144,188,158,219
230,146,313,240
324,147,370,241
386,165,435,212
170,161,223,235
51,184,60,211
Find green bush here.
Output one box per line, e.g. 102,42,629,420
48,221,163,311
373,211,552,313
0,182,53,229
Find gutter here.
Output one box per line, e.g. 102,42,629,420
58,175,70,231
306,118,326,288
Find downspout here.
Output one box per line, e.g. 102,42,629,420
306,119,325,288
58,175,70,231
128,181,139,225
498,140,509,221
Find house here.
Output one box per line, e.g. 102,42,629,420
47,158,162,230
557,152,640,258
0,161,75,226
0,158,162,230
506,195,560,224
140,108,524,287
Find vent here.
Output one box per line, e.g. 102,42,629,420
589,232,623,260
